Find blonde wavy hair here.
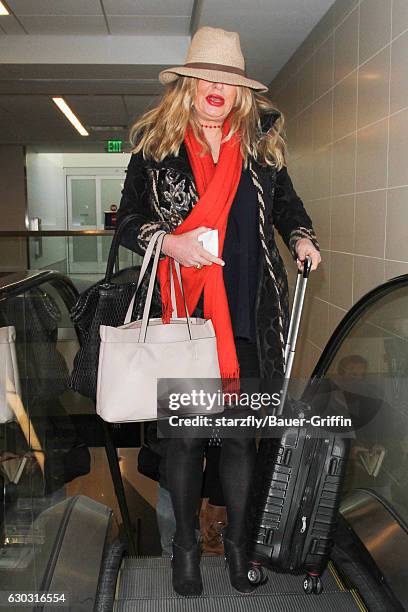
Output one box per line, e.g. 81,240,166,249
130,76,287,170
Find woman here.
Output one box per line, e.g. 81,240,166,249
117,26,321,596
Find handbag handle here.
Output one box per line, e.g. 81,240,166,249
124,230,167,323
123,231,193,342
169,257,191,319
104,213,145,283
139,243,193,342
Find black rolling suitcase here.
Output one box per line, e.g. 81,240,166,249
248,258,349,594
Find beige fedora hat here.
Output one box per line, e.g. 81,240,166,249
159,26,268,92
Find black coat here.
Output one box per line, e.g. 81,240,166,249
116,112,319,380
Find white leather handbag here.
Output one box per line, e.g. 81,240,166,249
96,230,223,423
0,325,45,473
0,326,20,424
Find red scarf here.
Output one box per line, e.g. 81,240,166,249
157,117,242,388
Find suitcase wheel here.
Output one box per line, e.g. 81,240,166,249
247,564,268,585
303,574,323,595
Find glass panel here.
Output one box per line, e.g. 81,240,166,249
319,285,408,523
117,243,137,271
0,286,72,591
101,237,136,270
72,236,98,264
71,179,97,227
0,276,131,590
28,236,67,274
12,236,142,284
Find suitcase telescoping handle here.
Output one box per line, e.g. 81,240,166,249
277,256,312,416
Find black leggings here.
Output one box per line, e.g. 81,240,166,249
166,338,259,548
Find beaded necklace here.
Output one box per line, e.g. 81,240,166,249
200,123,222,129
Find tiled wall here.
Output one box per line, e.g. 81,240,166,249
270,0,408,378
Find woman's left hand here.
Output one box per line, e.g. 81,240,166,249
295,238,321,271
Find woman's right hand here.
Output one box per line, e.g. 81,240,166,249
162,226,225,268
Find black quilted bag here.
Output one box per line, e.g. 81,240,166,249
70,214,144,400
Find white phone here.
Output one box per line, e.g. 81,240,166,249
198,229,218,257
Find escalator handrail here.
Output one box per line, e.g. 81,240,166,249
0,270,78,297
306,273,408,390
352,488,408,535
0,270,79,310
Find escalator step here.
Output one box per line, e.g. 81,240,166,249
114,592,359,611
123,556,225,568
118,556,342,596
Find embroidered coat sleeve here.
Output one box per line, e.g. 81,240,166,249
272,165,320,259
116,152,171,256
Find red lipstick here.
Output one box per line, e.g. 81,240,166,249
206,94,224,107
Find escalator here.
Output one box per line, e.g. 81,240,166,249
113,556,362,611
1,269,408,611
305,272,408,611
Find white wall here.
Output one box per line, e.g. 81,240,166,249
62,153,130,169
25,151,130,270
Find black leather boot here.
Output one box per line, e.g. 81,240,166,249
223,537,257,594
171,540,203,596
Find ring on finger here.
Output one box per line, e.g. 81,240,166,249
196,263,202,269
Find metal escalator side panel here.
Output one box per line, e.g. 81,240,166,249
38,495,112,612
341,489,408,610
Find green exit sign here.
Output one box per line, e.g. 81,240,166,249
107,140,122,153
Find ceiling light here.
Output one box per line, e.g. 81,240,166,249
52,97,89,136
0,2,9,15
88,125,127,131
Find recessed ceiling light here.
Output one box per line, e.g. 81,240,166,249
0,2,9,16
88,125,127,131
52,97,89,137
